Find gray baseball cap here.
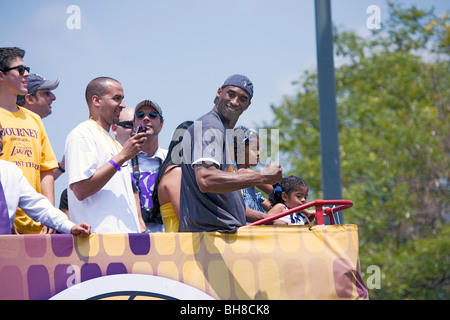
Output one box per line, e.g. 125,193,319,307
27,74,59,93
135,99,163,118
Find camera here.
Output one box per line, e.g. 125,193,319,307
136,125,147,133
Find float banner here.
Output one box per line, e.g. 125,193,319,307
0,225,368,300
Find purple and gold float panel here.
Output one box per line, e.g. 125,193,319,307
0,225,368,299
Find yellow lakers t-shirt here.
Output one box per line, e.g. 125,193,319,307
0,106,58,233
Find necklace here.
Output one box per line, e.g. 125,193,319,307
88,119,123,151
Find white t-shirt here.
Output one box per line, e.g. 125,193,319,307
0,159,75,234
65,120,140,233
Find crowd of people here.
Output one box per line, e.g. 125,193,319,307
0,46,315,235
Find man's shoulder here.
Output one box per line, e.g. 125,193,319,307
0,159,22,176
1,106,43,126
194,109,225,133
67,120,95,139
197,109,219,122
158,147,168,159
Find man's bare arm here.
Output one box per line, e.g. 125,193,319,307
194,162,282,194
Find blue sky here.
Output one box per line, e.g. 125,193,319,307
1,0,448,204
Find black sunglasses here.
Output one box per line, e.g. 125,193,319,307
117,121,134,129
136,110,159,119
2,65,30,76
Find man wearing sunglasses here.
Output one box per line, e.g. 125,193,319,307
0,47,59,234
112,107,135,146
132,100,167,232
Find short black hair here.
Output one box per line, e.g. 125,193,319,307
85,76,120,106
0,47,25,72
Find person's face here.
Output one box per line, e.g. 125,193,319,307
27,89,56,118
282,185,309,209
113,109,135,146
0,57,29,96
245,137,260,167
215,86,251,128
134,105,163,137
96,81,125,126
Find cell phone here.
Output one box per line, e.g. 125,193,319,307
135,125,147,133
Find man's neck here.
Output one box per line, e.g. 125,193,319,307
142,136,159,157
213,105,238,129
89,116,111,132
0,91,19,112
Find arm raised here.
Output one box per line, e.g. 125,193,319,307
194,162,282,194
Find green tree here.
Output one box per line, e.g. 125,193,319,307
267,2,449,299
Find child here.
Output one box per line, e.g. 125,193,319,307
234,126,272,213
267,176,315,225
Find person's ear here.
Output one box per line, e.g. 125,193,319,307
24,94,34,105
92,95,101,108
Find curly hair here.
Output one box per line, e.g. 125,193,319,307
269,176,309,206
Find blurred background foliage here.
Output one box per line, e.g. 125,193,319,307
265,1,449,299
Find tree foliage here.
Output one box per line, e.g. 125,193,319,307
266,1,449,299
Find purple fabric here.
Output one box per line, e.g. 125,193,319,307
0,179,11,234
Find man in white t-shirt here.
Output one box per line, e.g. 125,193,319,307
65,77,147,233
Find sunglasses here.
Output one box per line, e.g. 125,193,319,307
136,110,159,119
2,65,30,76
117,121,134,129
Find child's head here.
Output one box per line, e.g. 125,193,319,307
234,126,259,167
269,176,309,209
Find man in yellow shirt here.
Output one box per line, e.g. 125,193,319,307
0,47,58,234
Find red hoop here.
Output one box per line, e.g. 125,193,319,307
245,199,353,226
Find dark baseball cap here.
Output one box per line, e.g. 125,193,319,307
27,74,59,93
221,74,253,100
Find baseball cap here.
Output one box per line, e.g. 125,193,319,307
135,99,163,117
27,74,59,93
221,74,253,100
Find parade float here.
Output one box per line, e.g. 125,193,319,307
0,199,368,300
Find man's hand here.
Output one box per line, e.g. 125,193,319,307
42,225,57,234
70,222,91,237
120,131,147,162
260,163,282,185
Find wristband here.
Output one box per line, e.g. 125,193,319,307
58,164,65,173
108,159,121,171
